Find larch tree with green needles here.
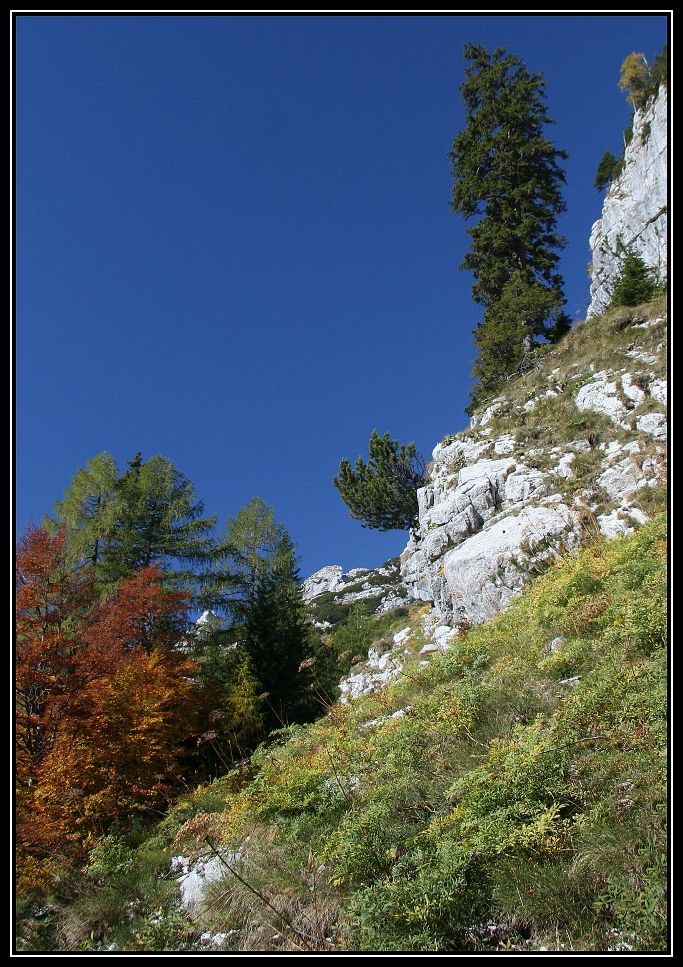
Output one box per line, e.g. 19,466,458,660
212,496,284,622
449,43,570,414
101,453,218,588
48,452,218,604
45,451,120,569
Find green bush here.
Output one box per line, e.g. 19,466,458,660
594,150,620,192
610,249,658,308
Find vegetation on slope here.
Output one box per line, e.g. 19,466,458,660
453,296,667,526
18,509,667,952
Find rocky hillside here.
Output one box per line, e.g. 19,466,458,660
51,507,666,952
314,294,666,710
304,296,667,643
400,299,667,628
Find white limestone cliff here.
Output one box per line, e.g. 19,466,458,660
301,565,353,602
301,561,404,613
306,303,666,637
587,87,667,318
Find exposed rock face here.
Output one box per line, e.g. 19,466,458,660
401,445,580,627
338,642,404,703
400,309,667,628
172,851,240,911
588,88,667,318
308,309,666,638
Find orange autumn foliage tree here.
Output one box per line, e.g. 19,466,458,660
16,525,200,892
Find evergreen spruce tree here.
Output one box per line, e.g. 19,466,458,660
594,149,621,192
449,44,569,413
334,430,426,532
206,498,332,733
242,530,319,731
647,44,668,100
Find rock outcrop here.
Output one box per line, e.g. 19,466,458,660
338,611,459,704
587,87,667,318
307,303,666,639
302,558,407,624
301,565,372,603
401,445,579,627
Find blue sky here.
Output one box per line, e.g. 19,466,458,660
14,13,669,581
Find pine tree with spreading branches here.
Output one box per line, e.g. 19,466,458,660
334,430,426,532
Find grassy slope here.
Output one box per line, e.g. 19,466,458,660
29,508,666,952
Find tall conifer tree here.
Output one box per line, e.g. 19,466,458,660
242,530,315,731
449,43,569,412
